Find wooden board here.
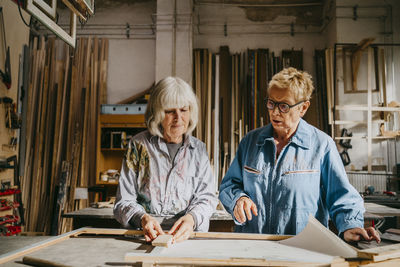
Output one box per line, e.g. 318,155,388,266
358,243,400,262
126,239,348,266
0,228,287,265
152,234,173,247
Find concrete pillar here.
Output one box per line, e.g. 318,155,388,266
155,0,193,85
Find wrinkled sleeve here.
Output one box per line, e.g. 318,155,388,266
322,138,365,235
186,143,218,232
113,142,146,229
218,140,249,223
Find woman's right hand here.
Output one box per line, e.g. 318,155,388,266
234,196,258,223
141,214,165,242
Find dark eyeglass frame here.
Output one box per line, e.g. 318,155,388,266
265,98,305,113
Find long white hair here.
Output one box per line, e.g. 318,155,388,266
145,77,199,138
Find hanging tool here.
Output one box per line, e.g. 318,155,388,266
0,97,21,129
0,7,11,89
339,128,352,166
339,128,353,149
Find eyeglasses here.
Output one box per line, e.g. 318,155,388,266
265,98,305,113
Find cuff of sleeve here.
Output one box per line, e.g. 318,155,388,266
336,211,364,236
129,211,146,229
187,211,199,230
228,193,249,213
228,193,249,226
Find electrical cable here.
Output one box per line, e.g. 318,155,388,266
17,0,30,27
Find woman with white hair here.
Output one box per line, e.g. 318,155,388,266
114,77,218,243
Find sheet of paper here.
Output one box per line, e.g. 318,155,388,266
279,215,358,258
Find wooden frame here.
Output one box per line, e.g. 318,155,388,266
26,0,77,48
341,47,379,94
0,228,289,265
62,0,94,21
2,227,400,266
32,0,57,19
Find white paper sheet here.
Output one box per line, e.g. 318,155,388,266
279,215,358,258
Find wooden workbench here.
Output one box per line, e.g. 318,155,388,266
63,202,400,233
2,228,400,266
63,208,235,232
0,228,341,266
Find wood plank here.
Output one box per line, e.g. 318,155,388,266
192,232,291,241
22,256,72,267
126,239,347,266
230,54,235,163
379,48,388,122
358,258,400,266
80,228,144,235
206,51,212,157
386,229,400,235
152,234,173,247
125,255,342,267
358,243,400,262
367,47,373,173
325,48,333,127
213,54,220,189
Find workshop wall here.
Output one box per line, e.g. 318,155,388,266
30,0,400,174
0,1,30,177
192,2,330,129
95,2,156,104
193,4,326,78
56,1,157,104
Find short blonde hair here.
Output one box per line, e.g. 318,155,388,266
145,77,198,138
267,67,314,102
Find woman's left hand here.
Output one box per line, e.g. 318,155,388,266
168,214,195,243
343,227,381,243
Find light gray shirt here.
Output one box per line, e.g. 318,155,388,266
166,142,182,162
113,130,218,232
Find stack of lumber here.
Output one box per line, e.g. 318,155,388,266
21,36,108,235
193,47,302,187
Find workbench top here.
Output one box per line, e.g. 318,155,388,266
63,207,233,220
0,234,151,266
64,202,397,219
63,203,397,220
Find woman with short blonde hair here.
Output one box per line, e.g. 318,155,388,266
267,67,314,102
220,67,380,244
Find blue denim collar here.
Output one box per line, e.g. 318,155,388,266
256,119,311,149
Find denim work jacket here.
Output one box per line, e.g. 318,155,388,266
219,119,364,236
114,130,218,232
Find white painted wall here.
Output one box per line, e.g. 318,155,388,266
155,0,193,84
97,2,156,104
56,1,157,104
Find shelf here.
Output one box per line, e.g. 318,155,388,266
97,114,146,188
335,105,400,112
333,120,385,125
0,189,21,196
101,148,126,151
96,181,119,185
334,136,398,140
100,114,146,125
